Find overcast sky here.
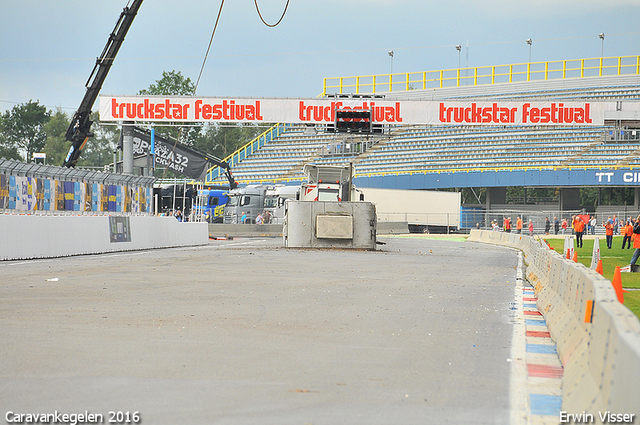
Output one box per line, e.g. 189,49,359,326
1,0,639,114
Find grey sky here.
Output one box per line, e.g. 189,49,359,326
1,0,639,114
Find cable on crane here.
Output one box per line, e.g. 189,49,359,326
254,0,290,28
194,0,225,95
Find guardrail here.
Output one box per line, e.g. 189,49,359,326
323,55,640,95
468,229,640,416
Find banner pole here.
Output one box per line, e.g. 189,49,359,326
150,127,155,177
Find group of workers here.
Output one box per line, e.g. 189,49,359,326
492,214,640,250
492,213,640,269
240,210,272,225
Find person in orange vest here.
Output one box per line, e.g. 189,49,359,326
622,218,633,249
603,216,614,249
504,216,511,233
573,215,585,248
629,215,640,267
516,216,523,234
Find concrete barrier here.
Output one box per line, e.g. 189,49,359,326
283,201,377,250
208,221,408,239
377,221,410,235
0,214,208,260
469,230,640,419
208,223,283,238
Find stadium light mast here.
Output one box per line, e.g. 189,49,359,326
599,33,605,58
526,38,532,63
388,50,394,74
456,45,462,69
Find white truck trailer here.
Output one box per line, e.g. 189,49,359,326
358,187,461,232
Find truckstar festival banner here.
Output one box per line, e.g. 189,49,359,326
99,95,615,126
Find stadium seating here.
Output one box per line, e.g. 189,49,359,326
207,74,640,185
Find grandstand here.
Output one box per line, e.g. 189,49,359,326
205,55,640,225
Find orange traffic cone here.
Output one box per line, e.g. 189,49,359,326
547,242,552,249
573,251,578,263
566,249,571,259
595,259,603,275
612,266,624,303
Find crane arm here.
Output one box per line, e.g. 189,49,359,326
213,159,238,190
63,0,144,167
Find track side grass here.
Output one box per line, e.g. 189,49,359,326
545,236,640,319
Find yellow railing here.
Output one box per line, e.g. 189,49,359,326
322,55,640,95
205,123,288,183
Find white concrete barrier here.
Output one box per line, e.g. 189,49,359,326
469,230,640,419
0,214,208,260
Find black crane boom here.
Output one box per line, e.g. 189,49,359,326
63,0,144,167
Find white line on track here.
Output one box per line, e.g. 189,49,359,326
0,240,271,266
510,251,529,425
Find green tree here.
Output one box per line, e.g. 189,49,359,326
580,187,599,208
137,70,263,178
195,123,263,160
43,108,70,166
138,70,200,147
1,100,50,162
139,70,195,96
77,112,120,168
0,113,22,160
459,187,485,204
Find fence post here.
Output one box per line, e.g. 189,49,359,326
599,57,603,77
545,62,549,80
618,56,622,75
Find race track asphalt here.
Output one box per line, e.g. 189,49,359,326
0,236,518,425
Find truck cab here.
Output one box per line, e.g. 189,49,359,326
223,184,268,224
264,185,300,224
298,164,361,202
193,189,228,223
